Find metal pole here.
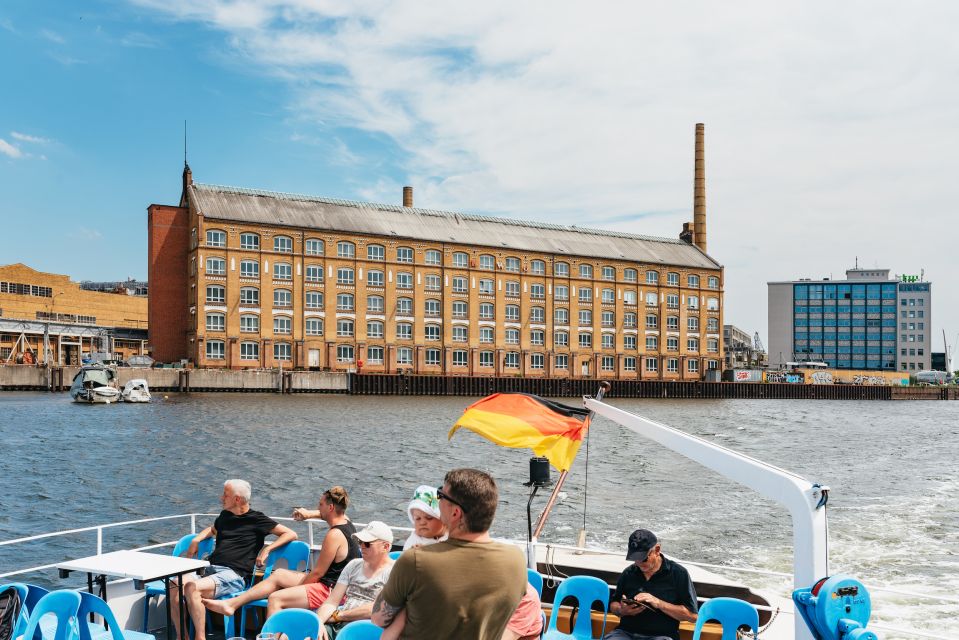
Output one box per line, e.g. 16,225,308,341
531,381,610,539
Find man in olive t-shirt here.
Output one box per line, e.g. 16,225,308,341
372,468,526,640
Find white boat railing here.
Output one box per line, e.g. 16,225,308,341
1,514,952,639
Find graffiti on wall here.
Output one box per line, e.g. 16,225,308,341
852,374,888,386
766,371,804,384
810,371,834,385
735,370,752,381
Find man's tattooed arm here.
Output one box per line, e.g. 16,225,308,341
371,593,402,628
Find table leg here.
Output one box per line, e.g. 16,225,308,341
164,577,174,640
177,574,187,640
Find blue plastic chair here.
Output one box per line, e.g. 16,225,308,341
387,551,402,560
259,608,321,640
527,568,544,598
19,591,81,640
692,597,759,640
2,583,30,640
543,575,609,640
335,620,382,640
77,591,155,640
140,534,215,632
238,540,311,633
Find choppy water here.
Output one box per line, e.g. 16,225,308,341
1,393,957,637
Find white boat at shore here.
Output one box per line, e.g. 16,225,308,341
69,364,121,404
122,379,152,403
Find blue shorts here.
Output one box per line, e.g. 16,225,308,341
203,565,246,598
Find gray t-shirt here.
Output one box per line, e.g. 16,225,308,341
335,558,394,611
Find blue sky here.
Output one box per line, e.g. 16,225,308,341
2,1,958,354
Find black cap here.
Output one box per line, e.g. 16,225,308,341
626,529,658,561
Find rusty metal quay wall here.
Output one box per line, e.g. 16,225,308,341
348,374,909,400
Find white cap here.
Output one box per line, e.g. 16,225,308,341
353,521,394,544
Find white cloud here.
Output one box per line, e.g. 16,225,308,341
11,132,52,144
127,0,959,344
40,28,65,44
120,31,161,48
0,139,22,158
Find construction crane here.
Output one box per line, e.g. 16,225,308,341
752,332,765,367
754,332,764,353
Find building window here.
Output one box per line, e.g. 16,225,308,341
452,326,468,342
206,285,225,304
367,295,384,313
531,260,546,275
687,337,700,352
530,353,545,369
505,329,520,344
555,262,570,277
646,271,659,285
578,287,592,303
555,285,569,301
579,333,592,348
240,287,259,305
688,317,699,332
423,249,440,265
425,325,441,341
336,319,354,337
479,302,494,319
206,313,225,332
480,351,494,367
707,297,720,311
530,307,545,323
579,264,593,279
601,355,615,371
480,327,494,343
622,268,637,283
396,272,413,289
505,352,520,368
600,310,614,327
646,335,658,350
666,294,679,309
367,321,384,338
240,341,259,361
645,356,658,372
337,241,355,258
666,357,678,372
397,347,413,365
396,297,413,315
505,257,521,272
602,333,614,349
599,266,614,281
624,335,637,350
240,233,260,250
707,317,719,332
336,267,354,285
555,331,569,347
305,265,323,282
530,330,545,346
646,314,658,329
367,270,384,287
240,314,259,333
337,345,354,362
645,292,658,307
688,359,699,373
505,305,520,321
367,346,384,364
452,350,468,366
273,316,291,335
688,295,699,310
556,354,569,369
707,338,719,352
274,262,292,280
396,323,412,340
206,340,225,359
453,252,469,268
602,288,615,304
425,348,441,365
622,312,636,328
624,290,637,305
554,308,569,325
270,289,290,308
624,356,637,371
666,272,679,286
305,238,324,255
530,284,545,299
336,293,354,311
396,246,414,263
206,229,226,247
506,281,520,297
274,236,293,253
425,299,441,316
479,254,495,270
452,276,468,293
708,276,719,289
240,260,259,278
452,301,468,318
666,336,679,351
367,244,385,261
666,316,679,330
479,279,494,295
579,310,592,326
206,257,226,275
688,274,700,287
305,318,323,336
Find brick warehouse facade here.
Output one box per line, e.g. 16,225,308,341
147,164,724,379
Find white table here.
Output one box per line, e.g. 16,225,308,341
58,550,209,640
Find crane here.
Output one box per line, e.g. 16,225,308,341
754,332,764,353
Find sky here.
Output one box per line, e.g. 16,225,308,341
1,1,957,354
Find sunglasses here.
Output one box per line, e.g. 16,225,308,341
436,486,467,513
359,540,383,549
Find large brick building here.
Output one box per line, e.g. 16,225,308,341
148,162,724,378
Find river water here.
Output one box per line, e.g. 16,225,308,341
1,392,956,637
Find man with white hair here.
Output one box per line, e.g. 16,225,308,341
169,479,296,640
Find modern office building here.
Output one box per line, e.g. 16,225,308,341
148,162,725,377
767,268,932,372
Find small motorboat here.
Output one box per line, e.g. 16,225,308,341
121,379,152,403
70,365,121,404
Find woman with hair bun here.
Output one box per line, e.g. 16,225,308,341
204,486,360,618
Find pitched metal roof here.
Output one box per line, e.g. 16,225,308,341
189,183,721,270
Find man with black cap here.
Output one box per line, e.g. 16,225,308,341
604,529,698,640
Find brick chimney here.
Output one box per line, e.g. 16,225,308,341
403,186,413,208
693,123,706,253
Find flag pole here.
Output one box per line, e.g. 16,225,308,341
530,381,610,542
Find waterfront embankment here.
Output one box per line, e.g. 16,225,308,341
2,366,956,399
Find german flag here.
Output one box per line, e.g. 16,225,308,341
448,393,592,471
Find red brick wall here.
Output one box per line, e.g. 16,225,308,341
148,204,190,363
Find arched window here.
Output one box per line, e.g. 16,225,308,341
337,241,355,258
274,235,293,253
367,244,385,261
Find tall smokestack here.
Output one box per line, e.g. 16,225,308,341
403,186,413,208
693,123,706,253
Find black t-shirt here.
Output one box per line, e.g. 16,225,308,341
208,509,278,580
318,522,361,587
612,556,698,640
